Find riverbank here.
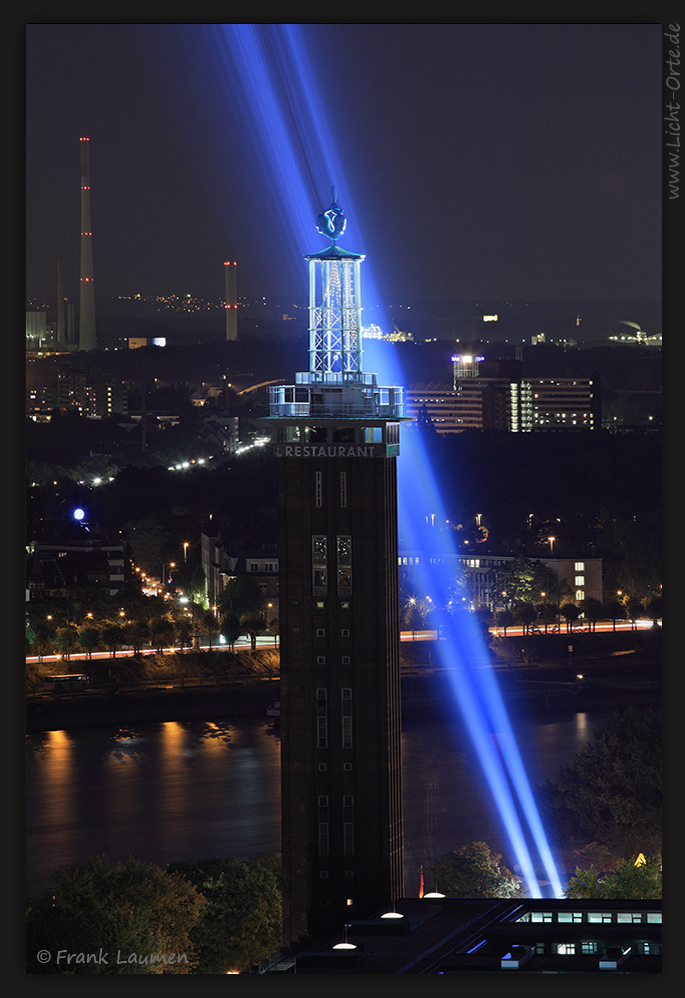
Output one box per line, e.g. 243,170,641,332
25,638,661,734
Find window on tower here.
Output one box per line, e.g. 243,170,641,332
337,536,352,594
313,535,327,595
342,689,353,748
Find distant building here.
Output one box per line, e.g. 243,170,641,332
405,358,600,433
400,550,603,612
192,415,239,455
25,311,49,350
25,367,130,419
262,897,661,975
26,520,125,600
201,514,279,616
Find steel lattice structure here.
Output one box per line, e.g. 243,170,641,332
308,254,363,378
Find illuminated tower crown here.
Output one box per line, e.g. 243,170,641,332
269,189,405,426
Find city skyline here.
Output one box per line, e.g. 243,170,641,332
26,23,662,313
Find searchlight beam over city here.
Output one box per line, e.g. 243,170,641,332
207,22,563,897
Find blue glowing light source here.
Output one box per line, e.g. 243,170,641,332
206,23,564,897
73,508,85,521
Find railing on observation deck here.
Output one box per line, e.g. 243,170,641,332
268,384,405,421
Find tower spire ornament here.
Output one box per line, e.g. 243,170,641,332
316,186,347,243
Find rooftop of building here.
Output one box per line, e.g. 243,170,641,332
264,897,662,975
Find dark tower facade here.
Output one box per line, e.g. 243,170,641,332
268,192,406,947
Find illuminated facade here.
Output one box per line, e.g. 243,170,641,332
405,361,600,433
268,192,406,946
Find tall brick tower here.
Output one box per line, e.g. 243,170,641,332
268,190,406,947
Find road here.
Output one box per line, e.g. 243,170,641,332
25,620,656,666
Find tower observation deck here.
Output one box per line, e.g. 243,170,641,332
269,191,407,947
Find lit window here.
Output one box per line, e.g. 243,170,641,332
556,943,576,955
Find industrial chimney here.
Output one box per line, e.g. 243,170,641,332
56,256,66,349
79,136,97,351
224,260,237,341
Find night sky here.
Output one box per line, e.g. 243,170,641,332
26,22,662,309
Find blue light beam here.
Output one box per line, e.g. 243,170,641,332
203,22,564,897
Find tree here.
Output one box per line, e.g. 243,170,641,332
240,611,265,651
603,598,626,631
625,595,645,629
128,619,150,654
495,608,514,636
150,616,175,654
77,624,100,659
426,842,525,899
564,854,662,899
31,624,54,661
513,601,537,635
53,625,78,660
167,857,282,973
201,609,218,650
645,594,662,627
403,599,425,637
498,557,555,606
220,612,242,652
580,596,603,632
560,602,580,633
536,601,558,633
26,855,205,974
542,707,662,858
123,515,169,577
217,576,265,621
176,616,192,652
100,623,123,658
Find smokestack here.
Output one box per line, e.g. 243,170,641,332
224,260,237,341
79,136,96,351
56,256,66,348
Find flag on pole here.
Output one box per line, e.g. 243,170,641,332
419,865,424,898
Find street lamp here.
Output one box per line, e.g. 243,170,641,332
178,596,200,652
161,562,176,594
547,536,556,554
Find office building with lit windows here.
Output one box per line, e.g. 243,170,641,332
267,192,407,947
405,358,600,434
399,551,602,613
263,898,661,974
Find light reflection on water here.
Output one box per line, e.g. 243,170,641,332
25,711,605,899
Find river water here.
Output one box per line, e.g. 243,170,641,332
25,708,609,899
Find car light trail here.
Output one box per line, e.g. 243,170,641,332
203,22,564,897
